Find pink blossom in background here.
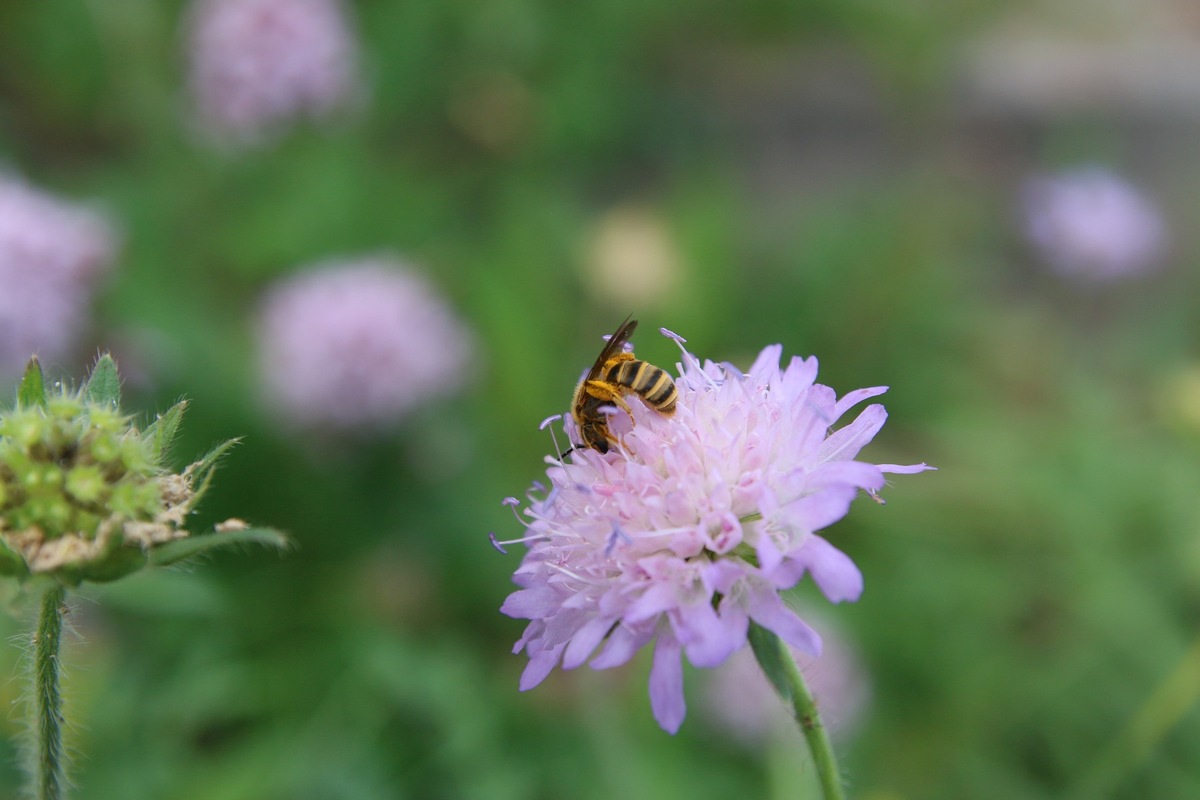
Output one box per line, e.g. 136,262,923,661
499,328,930,733
700,613,870,746
0,176,118,380
185,0,363,146
1021,168,1167,280
256,258,474,431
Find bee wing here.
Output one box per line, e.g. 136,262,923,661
586,316,638,380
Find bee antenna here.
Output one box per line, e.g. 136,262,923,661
540,413,582,480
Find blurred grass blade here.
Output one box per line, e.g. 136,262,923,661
84,353,121,408
149,526,290,567
17,357,47,408
141,400,189,461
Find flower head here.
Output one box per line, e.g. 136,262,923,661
185,0,363,146
1021,167,1167,280
256,258,474,431
499,330,929,733
0,176,118,381
0,356,283,586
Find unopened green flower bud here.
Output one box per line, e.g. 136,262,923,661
23,464,63,495
86,406,124,432
45,396,82,421
118,436,155,474
20,496,72,532
0,355,284,586
88,431,121,464
65,465,105,504
4,415,44,450
108,481,162,519
72,510,101,539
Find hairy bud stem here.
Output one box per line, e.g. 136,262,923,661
33,583,67,800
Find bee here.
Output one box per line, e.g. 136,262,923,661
570,317,677,453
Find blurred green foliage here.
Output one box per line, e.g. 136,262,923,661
2,0,1200,798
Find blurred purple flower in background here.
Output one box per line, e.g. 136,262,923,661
0,175,118,381
185,0,363,146
256,258,474,431
1021,167,1167,280
500,330,929,733
700,612,870,746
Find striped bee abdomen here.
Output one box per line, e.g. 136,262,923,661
604,359,677,415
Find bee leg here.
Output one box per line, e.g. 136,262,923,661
585,382,636,417
583,381,623,406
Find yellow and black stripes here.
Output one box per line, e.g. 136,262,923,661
604,359,677,415
571,318,678,453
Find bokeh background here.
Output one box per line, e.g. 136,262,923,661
2,0,1200,798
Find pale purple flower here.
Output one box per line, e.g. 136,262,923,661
185,0,362,146
0,176,118,379
256,258,474,430
701,612,870,746
1021,168,1167,280
499,330,930,733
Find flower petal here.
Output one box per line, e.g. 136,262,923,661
512,619,545,654
562,615,617,670
833,386,888,421
675,600,745,668
878,462,936,474
781,354,819,389
809,461,885,492
626,582,679,624
780,485,859,532
748,345,783,381
501,587,559,620
591,623,653,669
819,403,887,463
649,634,687,734
519,642,565,691
745,586,823,657
754,529,784,575
796,534,863,603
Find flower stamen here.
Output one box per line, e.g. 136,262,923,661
605,520,632,556
501,496,532,529
490,530,548,552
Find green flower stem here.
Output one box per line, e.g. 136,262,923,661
779,647,845,800
749,623,844,800
33,583,67,800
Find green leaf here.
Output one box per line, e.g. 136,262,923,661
75,546,148,584
0,538,29,577
141,399,189,462
748,621,792,702
17,357,47,409
84,353,121,409
148,526,290,568
186,437,241,506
